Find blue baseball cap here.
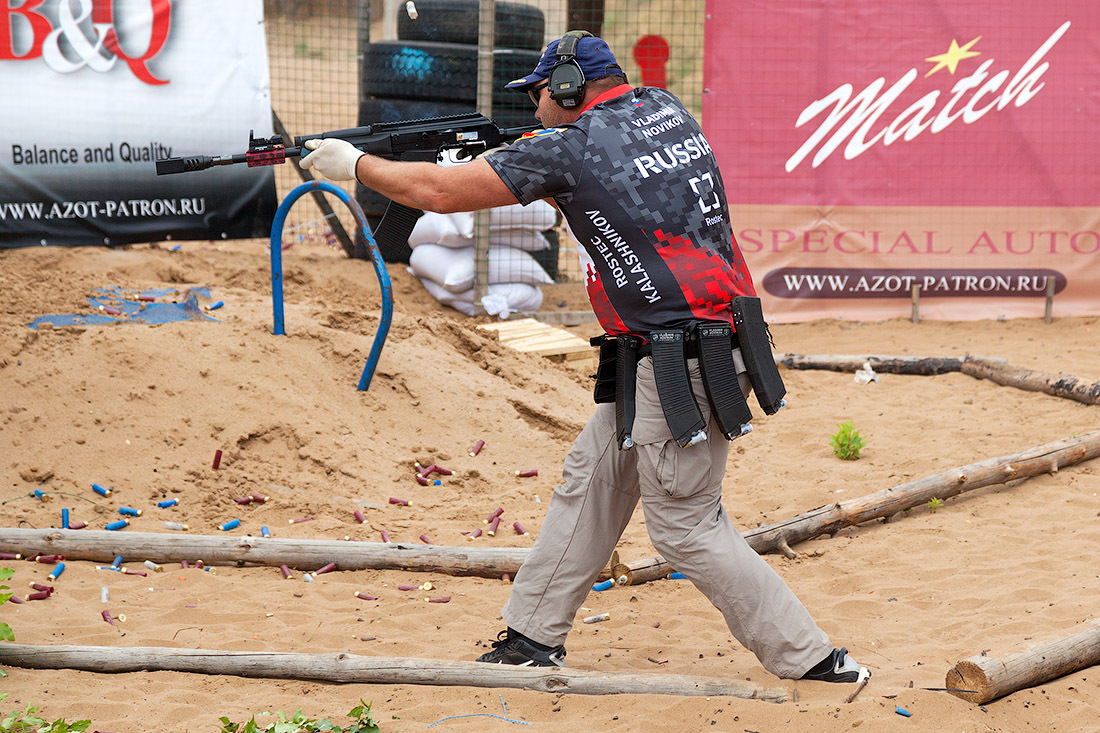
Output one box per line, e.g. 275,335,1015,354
505,35,622,92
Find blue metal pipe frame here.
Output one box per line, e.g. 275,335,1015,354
269,181,393,391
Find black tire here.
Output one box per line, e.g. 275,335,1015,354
361,41,541,104
398,0,545,51
358,96,536,132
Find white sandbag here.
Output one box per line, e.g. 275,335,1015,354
489,228,550,252
487,282,543,313
408,211,474,249
489,200,557,231
408,244,474,287
443,245,554,293
416,275,476,316
415,278,542,318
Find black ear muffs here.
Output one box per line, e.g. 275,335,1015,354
548,30,592,109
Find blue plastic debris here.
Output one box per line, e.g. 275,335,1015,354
29,286,218,329
896,705,911,717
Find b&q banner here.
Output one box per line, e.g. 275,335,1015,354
703,0,1100,321
0,0,276,248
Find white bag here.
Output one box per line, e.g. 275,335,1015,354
489,200,558,231
489,228,551,252
415,277,543,318
408,211,474,249
408,244,473,288
442,245,553,293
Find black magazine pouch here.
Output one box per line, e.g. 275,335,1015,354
591,335,617,404
730,296,787,414
649,330,707,448
695,322,753,439
615,335,641,450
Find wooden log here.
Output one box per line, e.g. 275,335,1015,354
775,353,966,375
612,556,671,586
945,620,1100,704
961,356,1100,406
0,529,613,583
0,530,530,579
0,643,788,702
614,429,1100,573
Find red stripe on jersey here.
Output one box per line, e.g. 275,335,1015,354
653,229,753,324
584,262,630,335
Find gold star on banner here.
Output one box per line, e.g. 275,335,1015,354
924,36,982,77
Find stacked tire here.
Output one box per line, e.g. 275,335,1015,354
359,0,546,263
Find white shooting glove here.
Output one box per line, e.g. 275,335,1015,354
299,138,363,182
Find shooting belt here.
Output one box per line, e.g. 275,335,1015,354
590,297,786,450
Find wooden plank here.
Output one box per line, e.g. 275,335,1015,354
479,318,593,361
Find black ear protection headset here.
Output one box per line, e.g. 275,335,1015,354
547,30,593,109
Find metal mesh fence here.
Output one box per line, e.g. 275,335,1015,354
264,0,706,290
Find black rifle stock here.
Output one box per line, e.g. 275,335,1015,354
155,113,536,257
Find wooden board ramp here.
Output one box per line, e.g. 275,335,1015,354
478,318,595,364
0,644,789,701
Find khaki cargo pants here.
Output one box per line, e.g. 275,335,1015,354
501,351,833,679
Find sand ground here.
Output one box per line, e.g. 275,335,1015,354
0,238,1097,732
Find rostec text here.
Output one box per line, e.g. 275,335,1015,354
584,209,661,303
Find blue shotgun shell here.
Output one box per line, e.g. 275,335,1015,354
33,489,46,501
119,506,142,517
219,518,241,531
669,572,686,580
208,300,224,310
47,562,65,580
92,483,112,497
61,508,70,528
591,579,614,591
261,526,271,537
111,555,123,568
157,499,179,508
105,519,129,531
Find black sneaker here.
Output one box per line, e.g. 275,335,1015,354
800,647,870,684
475,628,566,667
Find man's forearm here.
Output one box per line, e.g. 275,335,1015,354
355,154,520,214
355,155,448,212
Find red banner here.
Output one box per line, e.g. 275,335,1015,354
703,0,1100,321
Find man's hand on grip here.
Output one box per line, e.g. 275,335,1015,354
299,138,363,182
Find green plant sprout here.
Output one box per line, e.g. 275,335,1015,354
830,421,866,460
219,701,379,733
0,694,91,733
928,497,945,513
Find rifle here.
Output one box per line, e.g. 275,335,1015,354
155,112,536,259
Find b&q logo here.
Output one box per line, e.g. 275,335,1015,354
0,0,172,85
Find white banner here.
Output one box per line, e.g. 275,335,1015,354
0,0,276,247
